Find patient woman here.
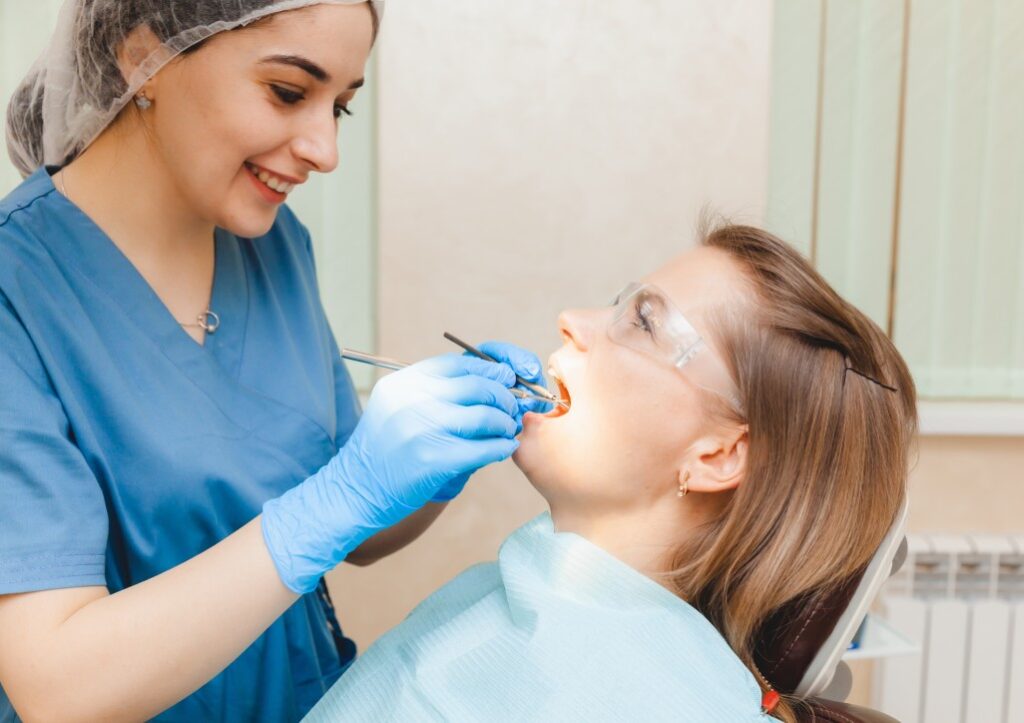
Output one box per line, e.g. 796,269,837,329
305,224,917,722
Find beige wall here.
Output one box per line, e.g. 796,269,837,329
907,436,1024,532
325,2,1024,702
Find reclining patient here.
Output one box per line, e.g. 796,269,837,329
305,224,917,722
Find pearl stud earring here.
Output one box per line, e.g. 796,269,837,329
134,92,152,110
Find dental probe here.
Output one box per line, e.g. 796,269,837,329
442,332,569,410
340,348,562,406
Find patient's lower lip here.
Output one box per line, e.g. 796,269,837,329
543,400,569,418
523,411,553,429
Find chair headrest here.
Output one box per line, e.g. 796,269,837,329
752,498,909,697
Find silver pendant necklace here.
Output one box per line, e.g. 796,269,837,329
180,310,221,334
57,168,220,336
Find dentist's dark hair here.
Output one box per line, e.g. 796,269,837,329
667,222,917,722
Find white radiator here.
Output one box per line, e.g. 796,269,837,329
874,534,1024,723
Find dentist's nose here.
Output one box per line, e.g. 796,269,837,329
292,115,340,173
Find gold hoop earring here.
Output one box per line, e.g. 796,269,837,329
678,470,690,498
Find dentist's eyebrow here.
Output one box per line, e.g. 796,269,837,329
259,54,366,90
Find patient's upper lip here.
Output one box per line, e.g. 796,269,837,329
547,357,571,404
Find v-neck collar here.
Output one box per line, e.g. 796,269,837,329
37,166,250,380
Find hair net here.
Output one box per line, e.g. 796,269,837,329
5,0,383,178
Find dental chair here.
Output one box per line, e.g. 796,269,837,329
753,500,909,722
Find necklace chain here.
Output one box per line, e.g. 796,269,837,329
56,168,219,335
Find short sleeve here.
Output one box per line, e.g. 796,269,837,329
0,291,108,594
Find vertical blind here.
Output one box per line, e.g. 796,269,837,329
0,0,378,389
766,0,1023,401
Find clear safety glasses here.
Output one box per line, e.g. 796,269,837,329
607,282,742,412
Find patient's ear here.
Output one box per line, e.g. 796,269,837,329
684,425,748,495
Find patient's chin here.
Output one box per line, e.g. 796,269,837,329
512,421,547,477
512,449,558,503
512,418,565,498
511,435,534,473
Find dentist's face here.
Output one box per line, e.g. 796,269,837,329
514,246,745,516
142,3,374,238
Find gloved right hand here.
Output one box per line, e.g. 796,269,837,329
262,353,521,594
427,340,550,502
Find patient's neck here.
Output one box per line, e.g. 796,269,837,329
548,497,697,585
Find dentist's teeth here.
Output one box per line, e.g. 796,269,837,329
249,163,293,195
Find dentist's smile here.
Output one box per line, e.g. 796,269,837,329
244,162,301,202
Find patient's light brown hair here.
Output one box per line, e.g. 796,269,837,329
668,224,917,721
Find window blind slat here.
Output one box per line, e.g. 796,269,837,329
765,0,823,256
893,0,959,398
816,0,904,330
970,0,1024,399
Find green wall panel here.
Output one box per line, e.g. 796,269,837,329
767,0,1023,401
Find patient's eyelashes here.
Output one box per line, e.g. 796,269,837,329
632,298,656,336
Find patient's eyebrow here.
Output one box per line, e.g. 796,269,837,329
259,54,366,90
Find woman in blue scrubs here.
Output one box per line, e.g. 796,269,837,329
0,2,546,720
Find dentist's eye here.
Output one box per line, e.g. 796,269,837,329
333,104,353,119
271,84,304,104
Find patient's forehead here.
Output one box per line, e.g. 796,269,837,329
643,246,745,316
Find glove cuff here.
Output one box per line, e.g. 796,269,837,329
261,458,381,594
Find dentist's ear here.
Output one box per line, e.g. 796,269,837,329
683,425,749,495
116,24,163,87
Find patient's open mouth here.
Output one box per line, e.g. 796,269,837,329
546,369,571,417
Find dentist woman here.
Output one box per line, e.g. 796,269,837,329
0,2,547,720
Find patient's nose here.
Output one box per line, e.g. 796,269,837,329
558,308,605,352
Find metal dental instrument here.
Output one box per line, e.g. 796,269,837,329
442,332,569,410
340,348,409,372
340,348,563,407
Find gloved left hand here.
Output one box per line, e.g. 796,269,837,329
430,340,550,502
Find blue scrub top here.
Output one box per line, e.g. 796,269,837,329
0,168,362,721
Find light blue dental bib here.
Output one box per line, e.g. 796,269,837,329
306,514,770,722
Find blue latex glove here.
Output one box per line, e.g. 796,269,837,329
262,353,522,594
480,340,553,418
429,341,550,502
